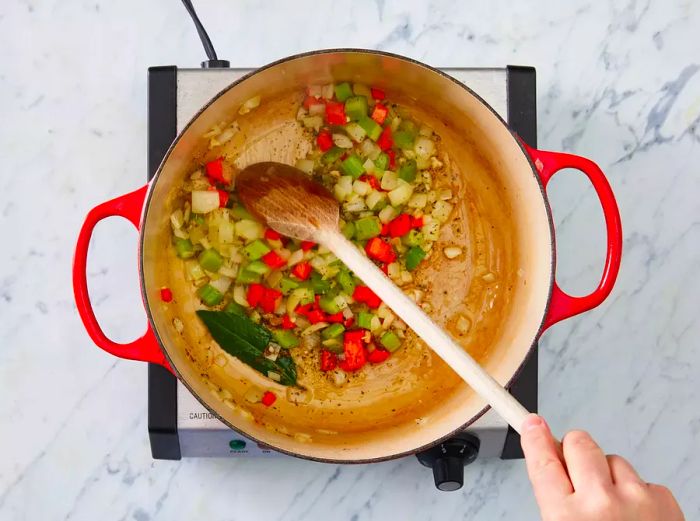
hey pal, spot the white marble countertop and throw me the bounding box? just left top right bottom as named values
left=1, top=1, right=698, bottom=519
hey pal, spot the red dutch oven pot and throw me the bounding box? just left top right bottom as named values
left=73, top=50, right=621, bottom=462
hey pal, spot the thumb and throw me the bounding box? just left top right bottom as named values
left=521, top=414, right=573, bottom=502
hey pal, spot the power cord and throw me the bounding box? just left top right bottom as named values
left=179, top=0, right=230, bottom=68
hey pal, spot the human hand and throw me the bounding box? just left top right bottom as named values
left=520, top=414, right=684, bottom=521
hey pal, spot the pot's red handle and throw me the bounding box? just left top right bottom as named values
left=523, top=143, right=622, bottom=331
left=72, top=185, right=171, bottom=370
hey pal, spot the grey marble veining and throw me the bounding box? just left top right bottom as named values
left=0, top=0, right=698, bottom=520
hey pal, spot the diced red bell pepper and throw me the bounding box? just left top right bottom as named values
left=359, top=174, right=380, bottom=190
left=320, top=349, right=337, bottom=372
left=264, top=229, right=282, bottom=241
left=344, top=317, right=355, bottom=328
left=411, top=215, right=424, bottom=228
left=380, top=222, right=390, bottom=236
left=205, top=157, right=228, bottom=185
left=326, top=312, right=344, bottom=323
left=261, top=391, right=277, bottom=407
left=368, top=347, right=390, bottom=364
left=371, top=87, right=386, bottom=100
left=371, top=103, right=389, bottom=125
left=300, top=241, right=316, bottom=251
left=316, top=129, right=333, bottom=152
left=340, top=331, right=367, bottom=371
left=305, top=308, right=326, bottom=324
left=352, top=285, right=382, bottom=309
left=388, top=213, right=412, bottom=238
left=261, top=250, right=286, bottom=269
left=160, top=287, right=173, bottom=302
left=295, top=303, right=313, bottom=315
left=380, top=263, right=389, bottom=275
left=291, top=261, right=312, bottom=281
left=281, top=314, right=296, bottom=329
left=217, top=189, right=229, bottom=208
left=325, top=101, right=346, bottom=125
left=377, top=126, right=393, bottom=151
left=365, top=237, right=396, bottom=263
left=246, top=283, right=265, bottom=307
left=260, top=288, right=282, bottom=314
left=387, top=149, right=397, bottom=169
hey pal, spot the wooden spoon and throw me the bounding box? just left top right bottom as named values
left=237, top=162, right=531, bottom=433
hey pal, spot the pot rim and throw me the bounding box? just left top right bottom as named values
left=139, top=48, right=555, bottom=463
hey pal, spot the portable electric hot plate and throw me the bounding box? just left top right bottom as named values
left=146, top=65, right=538, bottom=491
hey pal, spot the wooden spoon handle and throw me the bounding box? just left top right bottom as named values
left=321, top=230, right=530, bottom=433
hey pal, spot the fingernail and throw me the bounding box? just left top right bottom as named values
left=521, top=414, right=544, bottom=433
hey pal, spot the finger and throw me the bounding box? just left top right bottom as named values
left=647, top=484, right=685, bottom=520
left=562, top=430, right=613, bottom=491
left=521, top=414, right=574, bottom=503
left=607, top=455, right=643, bottom=484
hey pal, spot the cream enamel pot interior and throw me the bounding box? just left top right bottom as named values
left=73, top=50, right=622, bottom=462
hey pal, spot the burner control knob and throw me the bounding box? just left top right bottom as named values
left=416, top=433, right=480, bottom=491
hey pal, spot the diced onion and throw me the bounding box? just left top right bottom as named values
left=407, top=193, right=428, bottom=208
left=343, top=199, right=367, bottom=213
left=170, top=209, right=184, bottom=230
left=209, top=276, right=232, bottom=295
left=308, top=103, right=325, bottom=116
left=443, top=246, right=463, bottom=259
left=419, top=124, right=433, bottom=137
left=378, top=205, right=398, bottom=224
left=321, top=84, right=334, bottom=99
left=235, top=219, right=264, bottom=240
left=345, top=123, right=367, bottom=143
left=438, top=189, right=453, bottom=200
left=302, top=322, right=329, bottom=336
left=286, top=387, right=311, bottom=404
left=388, top=180, right=414, bottom=206
left=359, top=139, right=381, bottom=160
left=332, top=133, right=354, bottom=149
left=334, top=175, right=354, bottom=202
left=422, top=220, right=440, bottom=241
left=414, top=136, right=435, bottom=159
left=295, top=159, right=315, bottom=175
left=456, top=315, right=472, bottom=335
left=233, top=285, right=249, bottom=307
left=352, top=180, right=370, bottom=196
left=330, top=369, right=347, bottom=386
left=482, top=272, right=498, bottom=284
left=267, top=371, right=281, bottom=382
left=219, top=265, right=239, bottom=278
left=303, top=116, right=323, bottom=131
left=172, top=227, right=189, bottom=240
left=238, top=95, right=261, bottom=115
left=380, top=171, right=399, bottom=191
left=366, top=190, right=386, bottom=210
left=191, top=191, right=220, bottom=214
left=307, top=85, right=322, bottom=98
left=287, top=249, right=305, bottom=266
left=173, top=317, right=184, bottom=334
left=264, top=342, right=281, bottom=362
left=432, top=200, right=453, bottom=223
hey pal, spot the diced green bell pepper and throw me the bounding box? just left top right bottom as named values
left=398, top=159, right=417, bottom=182
left=236, top=268, right=262, bottom=284
left=279, top=277, right=299, bottom=295
left=337, top=269, right=356, bottom=295
left=319, top=294, right=341, bottom=314
left=357, top=311, right=374, bottom=330
left=345, top=96, right=368, bottom=121
left=321, top=338, right=344, bottom=353
left=246, top=260, right=270, bottom=275
left=197, top=284, right=224, bottom=306
left=393, top=130, right=415, bottom=149
left=322, top=146, right=344, bottom=165
left=405, top=246, right=426, bottom=271
left=273, top=329, right=300, bottom=349
left=224, top=301, right=246, bottom=316
left=341, top=154, right=365, bottom=178
left=354, top=216, right=381, bottom=240
left=334, top=82, right=353, bottom=102
left=174, top=238, right=195, bottom=259
left=242, top=239, right=270, bottom=260
left=198, top=248, right=223, bottom=272
left=191, top=213, right=205, bottom=225
left=321, top=323, right=345, bottom=339
left=403, top=229, right=423, bottom=247
left=380, top=331, right=402, bottom=352
left=342, top=221, right=356, bottom=239
left=357, top=116, right=382, bottom=141
left=399, top=119, right=418, bottom=134
left=310, top=272, right=332, bottom=295
left=231, top=204, right=254, bottom=220
left=374, top=152, right=389, bottom=171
